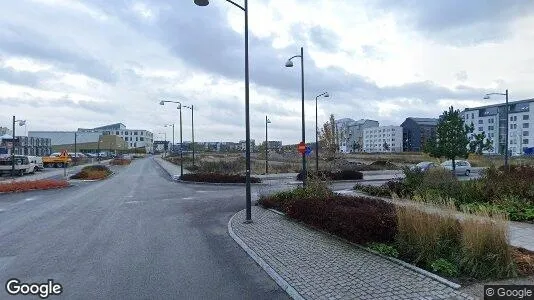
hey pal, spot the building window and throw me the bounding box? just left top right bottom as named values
left=471, top=113, right=474, bottom=118
left=140, top=137, right=144, bottom=141
left=524, top=123, right=530, bottom=128
left=514, top=116, right=518, bottom=121
left=488, top=118, right=494, bottom=124
left=510, top=116, right=513, bottom=121
left=488, top=126, right=494, bottom=131
left=116, top=131, right=119, bottom=135
left=478, top=120, right=483, bottom=124
left=524, top=115, right=530, bottom=120
left=134, top=131, right=138, bottom=135
left=478, top=127, right=483, bottom=132
left=523, top=139, right=529, bottom=145
left=136, top=137, right=139, bottom=141
left=524, top=131, right=529, bottom=137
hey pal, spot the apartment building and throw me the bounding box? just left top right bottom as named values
left=462, top=98, right=534, bottom=156
left=363, top=126, right=403, bottom=153
left=335, top=118, right=379, bottom=153
left=79, top=123, right=154, bottom=153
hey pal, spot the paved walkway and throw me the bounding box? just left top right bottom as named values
left=153, top=156, right=189, bottom=179
left=231, top=207, right=473, bottom=300
left=341, top=189, right=534, bottom=252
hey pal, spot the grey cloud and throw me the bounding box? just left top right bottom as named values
left=456, top=71, right=468, bottom=82
left=376, top=0, right=534, bottom=45
left=307, top=26, right=341, bottom=52
left=0, top=66, right=55, bottom=87
left=0, top=25, right=117, bottom=83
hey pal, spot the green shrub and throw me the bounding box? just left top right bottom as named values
left=368, top=243, right=399, bottom=258
left=401, top=166, right=425, bottom=195
left=353, top=184, right=391, bottom=198
left=430, top=258, right=459, bottom=277
left=415, top=168, right=460, bottom=199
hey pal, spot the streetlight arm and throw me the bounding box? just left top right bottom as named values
left=287, top=55, right=302, bottom=62
left=225, top=0, right=245, bottom=11
left=485, top=93, right=507, bottom=96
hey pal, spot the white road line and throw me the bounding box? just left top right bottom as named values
left=124, top=201, right=144, bottom=204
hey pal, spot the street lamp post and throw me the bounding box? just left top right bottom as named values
left=195, top=0, right=253, bottom=223
left=314, top=92, right=329, bottom=173
left=97, top=136, right=102, bottom=162
left=285, top=47, right=306, bottom=186
left=265, top=116, right=271, bottom=174
left=11, top=117, right=26, bottom=177
left=484, top=89, right=509, bottom=169
left=165, top=124, right=175, bottom=155
left=160, top=100, right=184, bottom=178
left=183, top=105, right=195, bottom=167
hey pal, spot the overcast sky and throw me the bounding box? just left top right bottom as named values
left=1, top=0, right=534, bottom=144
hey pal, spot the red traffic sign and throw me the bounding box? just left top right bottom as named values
left=297, top=142, right=306, bottom=154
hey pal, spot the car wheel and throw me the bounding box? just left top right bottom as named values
left=18, top=170, right=24, bottom=176
left=465, top=170, right=470, bottom=176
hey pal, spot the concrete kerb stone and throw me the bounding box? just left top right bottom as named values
left=68, top=171, right=115, bottom=183
left=252, top=206, right=462, bottom=290
left=173, top=179, right=267, bottom=186
left=227, top=212, right=306, bottom=300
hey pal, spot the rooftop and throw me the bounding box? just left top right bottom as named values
left=464, top=98, right=534, bottom=111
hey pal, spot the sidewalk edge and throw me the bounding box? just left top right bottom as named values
left=228, top=211, right=306, bottom=300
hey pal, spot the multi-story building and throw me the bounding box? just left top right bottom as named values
left=0, top=135, right=51, bottom=156
left=363, top=126, right=403, bottom=153
left=335, top=118, right=379, bottom=153
left=238, top=139, right=256, bottom=151
left=401, top=118, right=438, bottom=152
left=462, top=98, right=534, bottom=156
left=79, top=123, right=154, bottom=153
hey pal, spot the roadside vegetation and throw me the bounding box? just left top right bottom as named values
left=258, top=179, right=534, bottom=282
left=354, top=165, right=534, bottom=222
left=70, top=165, right=112, bottom=180
left=0, top=179, right=69, bottom=193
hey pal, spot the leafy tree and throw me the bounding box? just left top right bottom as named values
left=425, top=106, right=470, bottom=171
left=351, top=140, right=362, bottom=152
left=466, top=123, right=494, bottom=155
left=319, top=114, right=338, bottom=161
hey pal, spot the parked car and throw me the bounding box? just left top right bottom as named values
left=27, top=156, right=44, bottom=171
left=410, top=161, right=439, bottom=172
left=0, top=155, right=35, bottom=176
left=441, top=160, right=471, bottom=176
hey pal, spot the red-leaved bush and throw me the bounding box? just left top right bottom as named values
left=0, top=179, right=69, bottom=193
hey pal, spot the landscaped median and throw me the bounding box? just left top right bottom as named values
left=180, top=173, right=261, bottom=184
left=354, top=165, right=534, bottom=222
left=0, top=179, right=69, bottom=193
left=258, top=179, right=534, bottom=284
left=109, top=158, right=132, bottom=165
left=70, top=165, right=112, bottom=181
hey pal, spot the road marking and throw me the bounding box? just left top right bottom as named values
left=181, top=197, right=194, bottom=200
left=196, top=190, right=214, bottom=193
left=24, top=197, right=38, bottom=202
left=124, top=201, right=144, bottom=204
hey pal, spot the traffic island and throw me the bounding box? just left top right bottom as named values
left=0, top=179, right=70, bottom=194
left=70, top=165, right=112, bottom=181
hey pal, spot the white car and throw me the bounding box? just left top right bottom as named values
left=441, top=160, right=471, bottom=176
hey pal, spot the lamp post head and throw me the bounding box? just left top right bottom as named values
left=483, top=95, right=490, bottom=100
left=194, top=0, right=209, bottom=6
left=285, top=60, right=294, bottom=68
left=159, top=101, right=165, bottom=105
left=324, top=92, right=330, bottom=98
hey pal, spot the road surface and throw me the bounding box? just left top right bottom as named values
left=0, top=158, right=288, bottom=300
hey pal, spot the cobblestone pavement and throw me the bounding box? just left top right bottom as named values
left=231, top=207, right=473, bottom=300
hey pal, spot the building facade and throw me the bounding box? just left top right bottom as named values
left=0, top=135, right=51, bottom=156
left=0, top=127, right=12, bottom=136
left=401, top=118, right=438, bottom=152
left=462, top=98, right=534, bottom=156
left=335, top=118, right=379, bottom=153
left=363, top=126, right=403, bottom=153
left=79, top=123, right=154, bottom=153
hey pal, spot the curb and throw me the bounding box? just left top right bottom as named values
left=227, top=212, right=306, bottom=300
left=68, top=171, right=115, bottom=182
left=254, top=207, right=461, bottom=290
left=174, top=179, right=266, bottom=186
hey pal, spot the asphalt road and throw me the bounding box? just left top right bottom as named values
left=0, top=158, right=289, bottom=300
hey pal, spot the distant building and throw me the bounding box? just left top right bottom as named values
left=153, top=140, right=169, bottom=153
left=0, top=127, right=12, bottom=136
left=363, top=126, right=403, bottom=153
left=239, top=139, right=256, bottom=151
left=79, top=123, right=154, bottom=153
left=401, top=118, right=438, bottom=152
left=462, top=98, right=534, bottom=156
left=335, top=118, right=379, bottom=153
left=266, top=140, right=283, bottom=151
left=0, top=135, right=51, bottom=156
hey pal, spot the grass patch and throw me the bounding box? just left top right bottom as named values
left=180, top=173, right=261, bottom=183
left=70, top=165, right=112, bottom=180
left=0, top=179, right=69, bottom=193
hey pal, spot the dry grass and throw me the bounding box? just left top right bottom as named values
left=70, top=165, right=112, bottom=180
left=513, top=247, right=534, bottom=276
left=0, top=179, right=69, bottom=193
left=460, top=211, right=517, bottom=279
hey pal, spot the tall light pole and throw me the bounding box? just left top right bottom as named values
left=484, top=89, right=509, bottom=169
left=265, top=116, right=271, bottom=174
left=160, top=100, right=184, bottom=178
left=195, top=0, right=253, bottom=223
left=315, top=92, right=329, bottom=173
left=11, top=117, right=26, bottom=176
left=164, top=123, right=175, bottom=155
left=285, top=47, right=306, bottom=186
left=183, top=105, right=195, bottom=167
